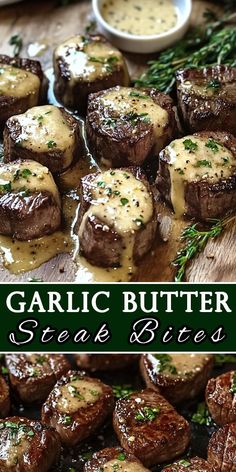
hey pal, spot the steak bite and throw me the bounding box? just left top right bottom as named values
left=208, top=422, right=236, bottom=472
left=0, top=159, right=61, bottom=240
left=6, top=354, right=70, bottom=403
left=83, top=447, right=150, bottom=472
left=140, top=353, right=214, bottom=404
left=41, top=370, right=114, bottom=446
left=0, top=375, right=10, bottom=418
left=0, top=416, right=61, bottom=471
left=156, top=131, right=236, bottom=220
left=74, top=354, right=139, bottom=372
left=162, top=457, right=212, bottom=472
left=0, top=55, right=48, bottom=132
left=113, top=388, right=190, bottom=467
left=176, top=66, right=236, bottom=135
left=4, top=105, right=81, bottom=173
left=53, top=34, right=129, bottom=114
left=77, top=167, right=157, bottom=269
left=206, top=370, right=236, bottom=426
left=86, top=86, right=176, bottom=167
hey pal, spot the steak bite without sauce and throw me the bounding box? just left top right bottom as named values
left=0, top=416, right=60, bottom=472
left=0, top=375, right=10, bottom=418
left=113, top=388, right=190, bottom=467
left=74, top=354, right=139, bottom=372
left=6, top=354, right=70, bottom=403
left=41, top=370, right=115, bottom=446
left=0, top=159, right=61, bottom=240
left=0, top=55, right=48, bottom=132
left=53, top=34, right=129, bottom=114
left=77, top=167, right=157, bottom=268
left=176, top=66, right=236, bottom=135
left=156, top=131, right=236, bottom=220
left=140, top=353, right=214, bottom=404
left=208, top=422, right=236, bottom=472
left=86, top=86, right=176, bottom=167
left=83, top=447, right=150, bottom=472
left=206, top=370, right=236, bottom=426
left=162, top=457, right=212, bottom=472
left=4, top=105, right=81, bottom=173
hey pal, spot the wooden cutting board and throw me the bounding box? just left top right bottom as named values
left=0, top=0, right=234, bottom=283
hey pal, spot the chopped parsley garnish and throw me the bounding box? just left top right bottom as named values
left=68, top=385, right=85, bottom=400
left=117, top=453, right=126, bottom=461
left=1, top=367, right=8, bottom=375
left=206, top=78, right=221, bottom=90
left=0, top=421, right=35, bottom=440
left=154, top=354, right=178, bottom=375
left=21, top=168, right=32, bottom=178
left=88, top=55, right=119, bottom=72
left=28, top=277, right=44, bottom=282
left=195, top=159, right=212, bottom=168
left=135, top=406, right=160, bottom=422
left=103, top=117, right=116, bottom=128
left=134, top=218, right=144, bottom=227
left=62, top=415, right=72, bottom=425
left=205, top=138, right=219, bottom=153
left=222, top=156, right=229, bottom=165
left=183, top=139, right=198, bottom=153
left=230, top=373, right=236, bottom=394
left=35, top=355, right=47, bottom=365
left=120, top=197, right=129, bottom=206
left=126, top=111, right=151, bottom=125
left=177, top=168, right=184, bottom=175
left=46, top=140, right=57, bottom=149
left=129, top=91, right=149, bottom=99
left=177, top=460, right=191, bottom=467
left=112, top=384, right=134, bottom=399
left=215, top=354, right=236, bottom=366
left=0, top=182, right=11, bottom=193
left=97, top=181, right=106, bottom=188
left=28, top=367, right=40, bottom=377
left=191, top=402, right=213, bottom=426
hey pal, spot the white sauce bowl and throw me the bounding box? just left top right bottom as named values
left=92, top=0, right=192, bottom=54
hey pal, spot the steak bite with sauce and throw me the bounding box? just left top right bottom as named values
left=206, top=370, right=236, bottom=426
left=77, top=167, right=157, bottom=269
left=3, top=105, right=81, bottom=174
left=0, top=159, right=61, bottom=240
left=156, top=131, right=236, bottom=220
left=161, top=457, right=212, bottom=472
left=83, top=447, right=151, bottom=472
left=86, top=86, right=176, bottom=167
left=41, top=370, right=114, bottom=446
left=113, top=388, right=190, bottom=467
left=0, top=375, right=10, bottom=418
left=0, top=416, right=61, bottom=471
left=208, top=422, right=236, bottom=472
left=0, top=55, right=48, bottom=132
left=176, top=66, right=236, bottom=135
left=53, top=34, right=129, bottom=114
left=140, top=353, right=214, bottom=404
left=74, top=354, right=139, bottom=372
left=5, top=354, right=70, bottom=403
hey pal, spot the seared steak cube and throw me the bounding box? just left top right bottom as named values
left=0, top=55, right=48, bottom=132
left=0, top=416, right=60, bottom=471
left=0, top=375, right=10, bottom=418
left=156, top=131, right=236, bottom=220
left=208, top=422, right=236, bottom=472
left=176, top=66, right=236, bottom=135
left=113, top=388, right=190, bottom=467
left=74, top=354, right=139, bottom=372
left=162, top=457, right=212, bottom=472
left=6, top=354, right=70, bottom=403
left=141, top=353, right=214, bottom=404
left=53, top=34, right=129, bottom=114
left=4, top=105, right=81, bottom=173
left=41, top=370, right=114, bottom=446
left=86, top=86, right=176, bottom=167
left=0, top=159, right=61, bottom=240
left=83, top=447, right=150, bottom=472
left=206, top=370, right=236, bottom=426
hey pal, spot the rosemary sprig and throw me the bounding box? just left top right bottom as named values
left=173, top=215, right=235, bottom=282
left=136, top=12, right=236, bottom=93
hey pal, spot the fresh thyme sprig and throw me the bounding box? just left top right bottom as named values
left=9, top=34, right=23, bottom=57
left=135, top=12, right=236, bottom=93
left=173, top=215, right=235, bottom=282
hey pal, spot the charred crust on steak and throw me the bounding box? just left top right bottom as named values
left=0, top=159, right=61, bottom=240
left=162, top=457, right=212, bottom=472
left=77, top=167, right=157, bottom=268
left=206, top=370, right=236, bottom=426
left=74, top=354, right=139, bottom=372
left=0, top=416, right=61, bottom=472
left=3, top=105, right=82, bottom=173
left=0, top=375, right=10, bottom=418
left=176, top=66, right=236, bottom=135
left=41, top=370, right=115, bottom=446
left=86, top=86, right=177, bottom=167
left=0, top=55, right=48, bottom=132
left=5, top=354, right=71, bottom=403
left=53, top=34, right=130, bottom=114
left=157, top=131, right=236, bottom=220
left=208, top=422, right=236, bottom=472
left=140, top=354, right=214, bottom=404
left=83, top=447, right=150, bottom=472
left=113, top=388, right=190, bottom=467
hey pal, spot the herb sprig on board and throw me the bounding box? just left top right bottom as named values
left=9, top=34, right=23, bottom=57
left=136, top=11, right=236, bottom=93
left=173, top=215, right=236, bottom=282
left=191, top=402, right=214, bottom=426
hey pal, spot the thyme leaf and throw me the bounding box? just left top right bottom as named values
left=9, top=34, right=23, bottom=57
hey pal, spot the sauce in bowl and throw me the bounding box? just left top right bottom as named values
left=101, top=0, right=178, bottom=36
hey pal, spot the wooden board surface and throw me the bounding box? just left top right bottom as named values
left=0, top=0, right=234, bottom=283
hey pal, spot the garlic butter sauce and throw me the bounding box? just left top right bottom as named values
left=101, top=0, right=178, bottom=36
